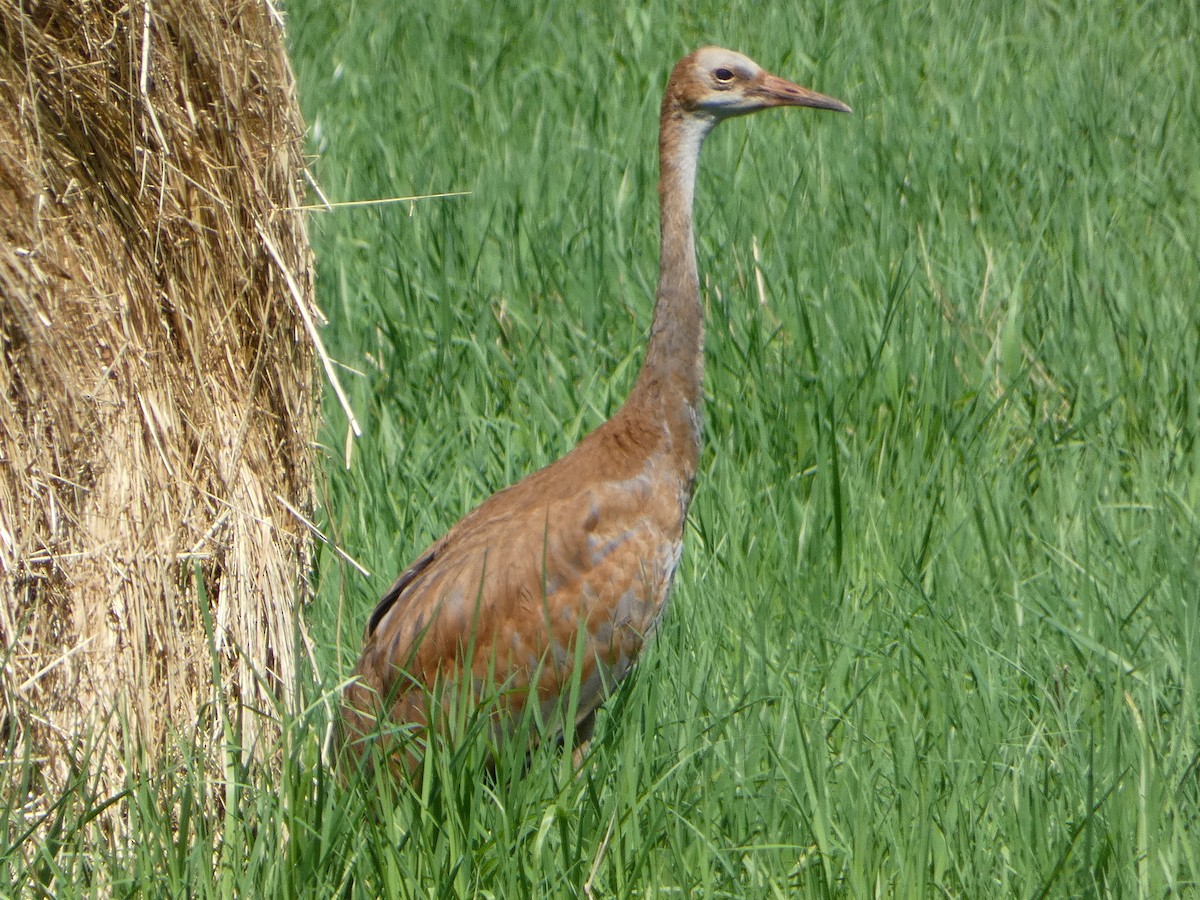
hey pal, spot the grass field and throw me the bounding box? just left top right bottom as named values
left=6, top=0, right=1200, bottom=895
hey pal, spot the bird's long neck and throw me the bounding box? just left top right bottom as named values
left=625, top=96, right=714, bottom=477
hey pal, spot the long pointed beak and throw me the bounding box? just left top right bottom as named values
left=755, top=72, right=852, bottom=113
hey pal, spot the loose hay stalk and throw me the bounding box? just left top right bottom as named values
left=0, top=0, right=317, bottom=796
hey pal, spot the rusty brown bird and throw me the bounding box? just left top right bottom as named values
left=343, top=47, right=850, bottom=775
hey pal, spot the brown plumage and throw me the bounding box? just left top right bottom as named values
left=342, top=47, right=849, bottom=775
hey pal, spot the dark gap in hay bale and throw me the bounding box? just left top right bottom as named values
left=0, top=0, right=318, bottom=801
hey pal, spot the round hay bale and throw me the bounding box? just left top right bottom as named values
left=0, top=0, right=316, bottom=788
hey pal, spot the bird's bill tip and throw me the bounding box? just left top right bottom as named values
left=758, top=73, right=852, bottom=113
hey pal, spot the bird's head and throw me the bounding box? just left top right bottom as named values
left=669, top=46, right=851, bottom=122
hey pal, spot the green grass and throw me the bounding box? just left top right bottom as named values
left=6, top=0, right=1200, bottom=895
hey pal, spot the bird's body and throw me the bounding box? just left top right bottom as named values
left=343, top=47, right=849, bottom=774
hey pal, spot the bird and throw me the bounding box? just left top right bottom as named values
left=342, top=46, right=850, bottom=777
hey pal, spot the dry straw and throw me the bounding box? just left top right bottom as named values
left=0, top=0, right=318, bottom=792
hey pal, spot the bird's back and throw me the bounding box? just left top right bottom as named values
left=343, top=393, right=693, bottom=762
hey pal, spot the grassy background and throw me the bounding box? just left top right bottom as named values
left=6, top=0, right=1199, bottom=895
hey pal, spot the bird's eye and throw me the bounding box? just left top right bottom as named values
left=713, top=67, right=735, bottom=85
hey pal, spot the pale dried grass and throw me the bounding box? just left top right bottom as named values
left=0, top=0, right=317, bottom=796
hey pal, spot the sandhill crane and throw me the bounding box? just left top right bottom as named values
left=343, top=47, right=850, bottom=776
